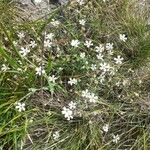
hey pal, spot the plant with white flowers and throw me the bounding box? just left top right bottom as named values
left=62, top=107, right=73, bottom=120
left=112, top=134, right=120, bottom=143
left=20, top=47, right=30, bottom=57
left=71, top=40, right=80, bottom=47
left=102, top=124, right=109, bottom=133
left=35, top=66, right=45, bottom=76
left=119, top=34, right=127, bottom=42
left=15, top=102, right=25, bottom=112
left=79, top=19, right=86, bottom=26
left=68, top=78, right=78, bottom=86
left=1, top=0, right=148, bottom=149
left=53, top=131, right=60, bottom=140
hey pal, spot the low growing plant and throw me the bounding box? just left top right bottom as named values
left=0, top=0, right=150, bottom=149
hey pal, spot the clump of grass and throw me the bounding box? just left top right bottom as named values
left=0, top=0, right=150, bottom=149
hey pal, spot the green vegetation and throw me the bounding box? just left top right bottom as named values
left=0, top=0, right=150, bottom=149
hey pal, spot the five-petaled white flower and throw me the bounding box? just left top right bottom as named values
left=15, top=102, right=25, bottom=112
left=112, top=134, right=120, bottom=143
left=29, top=41, right=37, bottom=48
left=82, top=89, right=90, bottom=98
left=45, top=33, right=54, bottom=41
left=51, top=19, right=60, bottom=27
left=44, top=40, right=52, bottom=48
left=82, top=90, right=98, bottom=103
left=106, top=43, right=113, bottom=51
left=96, top=53, right=104, bottom=60
left=1, top=64, right=9, bottom=71
left=68, top=101, right=76, bottom=109
left=53, top=131, right=60, bottom=140
left=35, top=66, right=45, bottom=76
left=48, top=75, right=57, bottom=83
left=13, top=41, right=18, bottom=46
left=84, top=40, right=93, bottom=48
left=99, top=75, right=105, bottom=83
left=114, top=55, right=124, bottom=64
left=18, top=32, right=25, bottom=39
left=68, top=78, right=78, bottom=86
left=89, top=93, right=98, bottom=103
left=100, top=62, right=110, bottom=72
left=80, top=52, right=86, bottom=59
left=71, top=40, right=80, bottom=47
left=20, top=47, right=30, bottom=56
left=62, top=107, right=73, bottom=120
left=102, top=124, right=109, bottom=133
left=95, top=44, right=104, bottom=53
left=79, top=19, right=86, bottom=26
left=119, top=34, right=127, bottom=42
left=91, top=64, right=97, bottom=71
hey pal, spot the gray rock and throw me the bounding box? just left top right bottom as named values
left=15, top=0, right=69, bottom=21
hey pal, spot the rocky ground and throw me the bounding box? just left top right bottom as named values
left=14, top=0, right=150, bottom=22
left=15, top=0, right=69, bottom=21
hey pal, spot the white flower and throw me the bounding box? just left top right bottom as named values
left=76, top=0, right=85, bottom=5
left=91, top=64, right=97, bottom=71
left=29, top=41, right=37, bottom=48
left=15, top=102, right=25, bottom=112
left=114, top=55, right=124, bottom=64
left=13, top=41, right=17, bottom=46
left=44, top=40, right=52, bottom=48
left=18, top=32, right=25, bottom=39
left=45, top=33, right=54, bottom=41
left=79, top=19, right=86, bottom=26
left=68, top=78, right=78, bottom=86
left=51, top=19, right=60, bottom=27
left=35, top=66, right=45, bottom=76
left=71, top=40, right=80, bottom=47
left=98, top=75, right=105, bottom=83
left=80, top=52, right=86, bottom=59
left=82, top=89, right=90, bottom=98
left=112, top=134, right=120, bottom=143
left=106, top=43, right=113, bottom=51
left=1, top=64, right=9, bottom=71
left=96, top=53, right=103, bottom=60
left=102, top=124, right=109, bottom=133
left=68, top=101, right=76, bottom=109
left=100, top=62, right=110, bottom=72
left=20, top=47, right=30, bottom=56
left=119, top=34, right=127, bottom=42
left=29, top=88, right=37, bottom=93
left=62, top=107, right=73, bottom=120
left=84, top=40, right=93, bottom=48
left=53, top=131, right=60, bottom=140
left=82, top=90, right=98, bottom=103
left=34, top=0, right=42, bottom=3
left=85, top=61, right=88, bottom=64
left=89, top=93, right=98, bottom=103
left=95, top=44, right=104, bottom=53
left=48, top=75, right=57, bottom=83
